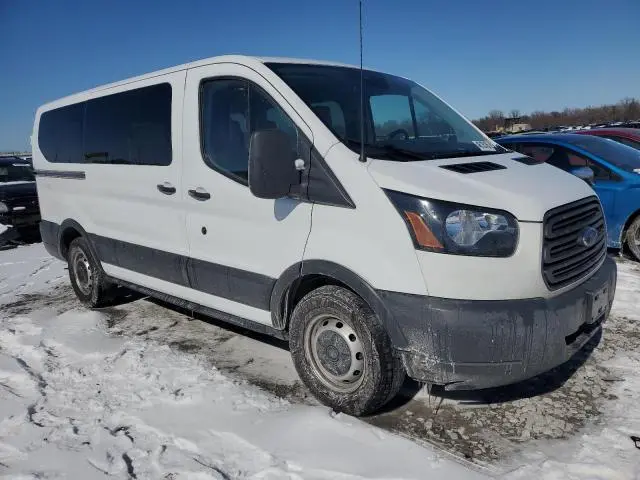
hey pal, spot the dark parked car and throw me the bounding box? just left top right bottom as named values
left=0, top=156, right=41, bottom=238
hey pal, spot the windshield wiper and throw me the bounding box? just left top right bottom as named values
left=342, top=137, right=428, bottom=161
left=341, top=137, right=505, bottom=161
left=423, top=149, right=504, bottom=160
left=377, top=144, right=429, bottom=161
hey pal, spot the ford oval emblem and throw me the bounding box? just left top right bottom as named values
left=578, top=226, right=599, bottom=248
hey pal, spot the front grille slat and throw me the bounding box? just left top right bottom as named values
left=542, top=196, right=606, bottom=290
left=545, top=231, right=606, bottom=265
left=549, top=215, right=601, bottom=240
left=550, top=209, right=600, bottom=234
left=547, top=249, right=607, bottom=287
left=545, top=218, right=605, bottom=258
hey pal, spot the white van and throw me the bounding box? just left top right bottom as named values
left=33, top=55, right=616, bottom=415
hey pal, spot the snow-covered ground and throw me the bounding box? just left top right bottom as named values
left=1, top=244, right=639, bottom=479
left=0, top=244, right=483, bottom=479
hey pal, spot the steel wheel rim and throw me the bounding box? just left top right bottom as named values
left=305, top=314, right=365, bottom=393
left=72, top=248, right=93, bottom=296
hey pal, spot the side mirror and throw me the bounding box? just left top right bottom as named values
left=248, top=130, right=298, bottom=199
left=570, top=166, right=595, bottom=186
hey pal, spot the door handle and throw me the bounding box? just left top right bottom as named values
left=188, top=187, right=211, bottom=201
left=157, top=182, right=176, bottom=195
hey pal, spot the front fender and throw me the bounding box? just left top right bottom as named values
left=270, top=260, right=409, bottom=350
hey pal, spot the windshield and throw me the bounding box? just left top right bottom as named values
left=0, top=161, right=35, bottom=183
left=267, top=63, right=505, bottom=161
left=566, top=135, right=640, bottom=173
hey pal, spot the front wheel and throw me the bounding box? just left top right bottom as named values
left=289, top=285, right=405, bottom=416
left=625, top=216, right=640, bottom=262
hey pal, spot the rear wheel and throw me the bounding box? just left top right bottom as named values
left=289, top=285, right=405, bottom=416
left=625, top=217, right=640, bottom=262
left=67, top=237, right=113, bottom=307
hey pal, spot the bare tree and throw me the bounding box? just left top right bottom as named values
left=473, top=97, right=640, bottom=132
left=488, top=109, right=504, bottom=120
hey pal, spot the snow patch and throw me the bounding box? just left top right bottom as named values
left=0, top=254, right=481, bottom=479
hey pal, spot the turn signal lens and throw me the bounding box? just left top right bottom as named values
left=404, top=211, right=443, bottom=250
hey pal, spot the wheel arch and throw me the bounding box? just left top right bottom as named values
left=270, top=260, right=408, bottom=349
left=57, top=219, right=103, bottom=268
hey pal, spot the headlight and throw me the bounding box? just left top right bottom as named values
left=385, top=190, right=519, bottom=257
left=0, top=202, right=8, bottom=213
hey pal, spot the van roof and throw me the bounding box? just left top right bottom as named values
left=42, top=55, right=360, bottom=109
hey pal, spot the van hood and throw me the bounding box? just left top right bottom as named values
left=367, top=153, right=595, bottom=221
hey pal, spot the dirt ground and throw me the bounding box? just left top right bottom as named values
left=2, top=258, right=638, bottom=474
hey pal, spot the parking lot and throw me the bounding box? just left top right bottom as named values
left=2, top=244, right=639, bottom=478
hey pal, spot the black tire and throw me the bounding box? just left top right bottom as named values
left=67, top=237, right=113, bottom=308
left=625, top=216, right=640, bottom=262
left=289, top=285, right=405, bottom=416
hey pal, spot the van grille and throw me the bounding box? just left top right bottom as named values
left=542, top=196, right=606, bottom=290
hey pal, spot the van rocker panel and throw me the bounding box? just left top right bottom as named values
left=384, top=256, right=617, bottom=389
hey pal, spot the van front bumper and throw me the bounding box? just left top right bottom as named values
left=379, top=256, right=617, bottom=390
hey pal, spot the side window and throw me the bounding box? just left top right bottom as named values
left=84, top=83, right=172, bottom=166
left=310, top=101, right=346, bottom=138
left=499, top=142, right=518, bottom=152
left=553, top=147, right=613, bottom=181
left=518, top=144, right=555, bottom=163
left=604, top=135, right=640, bottom=150
left=586, top=159, right=614, bottom=181
left=200, top=79, right=299, bottom=183
left=38, top=103, right=84, bottom=163
left=370, top=94, right=415, bottom=140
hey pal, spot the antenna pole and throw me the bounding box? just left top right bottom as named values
left=358, top=0, right=366, bottom=162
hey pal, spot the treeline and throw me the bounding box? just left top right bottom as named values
left=473, top=97, right=640, bottom=132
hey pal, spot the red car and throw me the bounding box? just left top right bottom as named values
left=574, top=128, right=640, bottom=150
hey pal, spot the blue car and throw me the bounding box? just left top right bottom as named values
left=496, top=133, right=640, bottom=260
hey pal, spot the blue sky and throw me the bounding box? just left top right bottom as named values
left=1, top=0, right=639, bottom=151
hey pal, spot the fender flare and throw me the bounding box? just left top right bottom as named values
left=58, top=219, right=103, bottom=269
left=270, top=260, right=409, bottom=349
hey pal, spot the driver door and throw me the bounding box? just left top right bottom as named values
left=181, top=63, right=313, bottom=325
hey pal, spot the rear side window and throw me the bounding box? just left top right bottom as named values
left=39, top=103, right=84, bottom=163
left=38, top=83, right=172, bottom=166
left=84, top=84, right=172, bottom=165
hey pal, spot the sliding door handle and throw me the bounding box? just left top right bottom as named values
left=188, top=187, right=211, bottom=201
left=157, top=182, right=176, bottom=195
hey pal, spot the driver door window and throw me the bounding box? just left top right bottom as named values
left=370, top=95, right=415, bottom=141
left=200, top=79, right=298, bottom=184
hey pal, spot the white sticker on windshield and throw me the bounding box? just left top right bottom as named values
left=634, top=168, right=640, bottom=174
left=473, top=140, right=498, bottom=152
